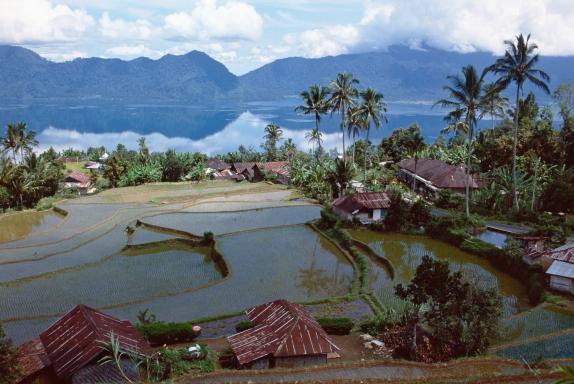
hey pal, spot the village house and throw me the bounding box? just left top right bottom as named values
left=84, top=161, right=103, bottom=172
left=332, top=192, right=392, bottom=223
left=231, top=162, right=263, bottom=182
left=545, top=243, right=574, bottom=294
left=519, top=236, right=548, bottom=265
left=227, top=299, right=340, bottom=369
left=63, top=171, right=94, bottom=195
left=397, top=158, right=481, bottom=198
left=258, top=161, right=291, bottom=184
left=16, top=304, right=154, bottom=384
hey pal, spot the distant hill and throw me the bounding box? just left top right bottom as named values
left=0, top=45, right=238, bottom=104
left=1, top=44, right=573, bottom=104
left=237, top=45, right=574, bottom=102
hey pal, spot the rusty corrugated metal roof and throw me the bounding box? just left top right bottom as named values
left=333, top=192, right=392, bottom=213
left=227, top=300, right=339, bottom=365
left=39, top=304, right=153, bottom=379
left=16, top=338, right=51, bottom=381
left=549, top=243, right=574, bottom=263
left=258, top=162, right=291, bottom=177
left=398, top=158, right=481, bottom=189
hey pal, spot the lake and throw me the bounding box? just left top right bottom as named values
left=0, top=100, right=485, bottom=155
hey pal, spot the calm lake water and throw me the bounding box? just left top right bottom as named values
left=0, top=101, right=471, bottom=155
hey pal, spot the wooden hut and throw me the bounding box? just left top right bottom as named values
left=545, top=243, right=574, bottom=294
left=332, top=192, right=392, bottom=222
left=227, top=300, right=340, bottom=369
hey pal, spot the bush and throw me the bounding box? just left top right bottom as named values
left=95, top=178, right=110, bottom=191
left=319, top=208, right=339, bottom=229
left=460, top=237, right=499, bottom=258
left=137, top=322, right=200, bottom=346
left=316, top=317, right=354, bottom=335
left=202, top=231, right=214, bottom=245
left=410, top=199, right=431, bottom=226
left=435, top=189, right=464, bottom=209
left=235, top=320, right=253, bottom=333
left=540, top=180, right=574, bottom=213
left=35, top=196, right=57, bottom=211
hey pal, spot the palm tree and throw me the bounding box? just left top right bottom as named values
left=346, top=106, right=363, bottom=165
left=281, top=138, right=297, bottom=162
left=328, top=73, right=359, bottom=164
left=16, top=122, right=38, bottom=162
left=305, top=128, right=323, bottom=158
left=2, top=123, right=19, bottom=161
left=353, top=88, right=387, bottom=184
left=488, top=33, right=550, bottom=211
left=295, top=85, right=330, bottom=135
left=436, top=65, right=487, bottom=217
left=263, top=123, right=283, bottom=161
left=482, top=83, right=509, bottom=129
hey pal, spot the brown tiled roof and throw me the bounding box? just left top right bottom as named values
left=332, top=192, right=392, bottom=213
left=71, top=360, right=140, bottom=384
left=16, top=338, right=51, bottom=380
left=397, top=158, right=481, bottom=189
left=65, top=170, right=91, bottom=185
left=232, top=162, right=258, bottom=174
left=227, top=300, right=339, bottom=365
left=40, top=304, right=153, bottom=379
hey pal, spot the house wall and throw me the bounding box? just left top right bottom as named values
left=18, top=368, right=58, bottom=384
left=241, top=356, right=270, bottom=370
left=549, top=275, right=574, bottom=294
left=274, top=354, right=327, bottom=368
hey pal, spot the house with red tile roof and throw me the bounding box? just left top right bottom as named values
left=227, top=299, right=340, bottom=369
left=63, top=171, right=94, bottom=195
left=332, top=192, right=392, bottom=222
left=16, top=304, right=153, bottom=384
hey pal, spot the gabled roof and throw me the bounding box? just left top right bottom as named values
left=40, top=304, right=153, bottom=379
left=258, top=162, right=291, bottom=177
left=397, top=158, right=481, bottom=189
left=16, top=338, right=51, bottom=380
left=332, top=192, right=392, bottom=213
left=547, top=260, right=574, bottom=279
left=206, top=159, right=230, bottom=170
left=232, top=162, right=258, bottom=174
left=227, top=300, right=339, bottom=365
left=65, top=170, right=91, bottom=185
left=549, top=243, right=574, bottom=263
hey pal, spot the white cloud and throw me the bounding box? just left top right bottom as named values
left=0, top=0, right=94, bottom=44
left=106, top=44, right=163, bottom=58
left=37, top=112, right=343, bottom=155
left=99, top=12, right=160, bottom=40
left=285, top=25, right=360, bottom=58
left=38, top=50, right=88, bottom=62
left=163, top=0, right=263, bottom=41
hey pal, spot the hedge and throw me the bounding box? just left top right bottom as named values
left=137, top=322, right=199, bottom=346
left=235, top=320, right=253, bottom=333
left=316, top=317, right=354, bottom=335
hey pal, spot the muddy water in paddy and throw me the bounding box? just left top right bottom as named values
left=0, top=210, right=63, bottom=243
left=349, top=230, right=529, bottom=317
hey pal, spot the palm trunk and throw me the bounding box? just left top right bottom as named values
left=352, top=135, right=356, bottom=166
left=341, top=102, right=346, bottom=164
left=465, top=119, right=474, bottom=218
left=531, top=161, right=537, bottom=211
left=512, top=86, right=521, bottom=211
left=364, top=130, right=369, bottom=186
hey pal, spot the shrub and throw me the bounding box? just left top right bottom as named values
left=137, top=321, right=200, bottom=346
left=540, top=180, right=574, bottom=213
left=319, top=208, right=339, bottom=229
left=235, top=320, right=253, bottom=333
left=410, top=199, right=431, bottom=226
left=95, top=178, right=110, bottom=191
left=435, top=189, right=464, bottom=209
left=316, top=317, right=354, bottom=335
left=35, top=197, right=57, bottom=211
left=460, top=237, right=499, bottom=258
left=202, top=231, right=214, bottom=245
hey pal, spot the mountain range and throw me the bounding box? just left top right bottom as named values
left=1, top=44, right=573, bottom=104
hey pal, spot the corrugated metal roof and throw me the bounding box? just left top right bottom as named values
left=227, top=300, right=339, bottom=365
left=332, top=192, right=392, bottom=213
left=550, top=243, right=574, bottom=263
left=547, top=260, right=574, bottom=278
left=398, top=158, right=481, bottom=189
left=40, top=304, right=153, bottom=379
left=16, top=338, right=51, bottom=380
left=65, top=171, right=91, bottom=185
left=259, top=162, right=291, bottom=177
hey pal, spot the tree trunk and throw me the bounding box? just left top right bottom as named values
left=341, top=101, right=346, bottom=164
left=465, top=119, right=474, bottom=218
left=512, top=86, right=521, bottom=211
left=531, top=161, right=537, bottom=211
left=364, top=130, right=369, bottom=187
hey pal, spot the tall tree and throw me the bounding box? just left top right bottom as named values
left=263, top=123, right=283, bottom=161
left=1, top=123, right=20, bottom=161
left=17, top=122, right=38, bottom=162
left=436, top=65, right=487, bottom=217
left=488, top=33, right=550, bottom=211
left=482, top=83, right=509, bottom=129
left=305, top=128, right=323, bottom=158
left=328, top=73, right=359, bottom=164
left=353, top=88, right=387, bottom=184
left=295, top=85, right=330, bottom=138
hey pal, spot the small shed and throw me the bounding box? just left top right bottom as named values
left=258, top=162, right=291, bottom=184
left=227, top=300, right=340, bottom=369
left=332, top=192, right=392, bottom=222
left=63, top=171, right=93, bottom=194
left=16, top=304, right=153, bottom=384
left=546, top=260, right=574, bottom=294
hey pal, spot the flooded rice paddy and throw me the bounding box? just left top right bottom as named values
left=0, top=210, right=64, bottom=243
left=349, top=230, right=529, bottom=317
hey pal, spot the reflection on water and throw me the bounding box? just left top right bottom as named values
left=475, top=229, right=509, bottom=249
left=0, top=102, right=460, bottom=155
left=0, top=210, right=62, bottom=243
left=349, top=230, right=528, bottom=316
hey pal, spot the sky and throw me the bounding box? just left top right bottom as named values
left=1, top=0, right=574, bottom=75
